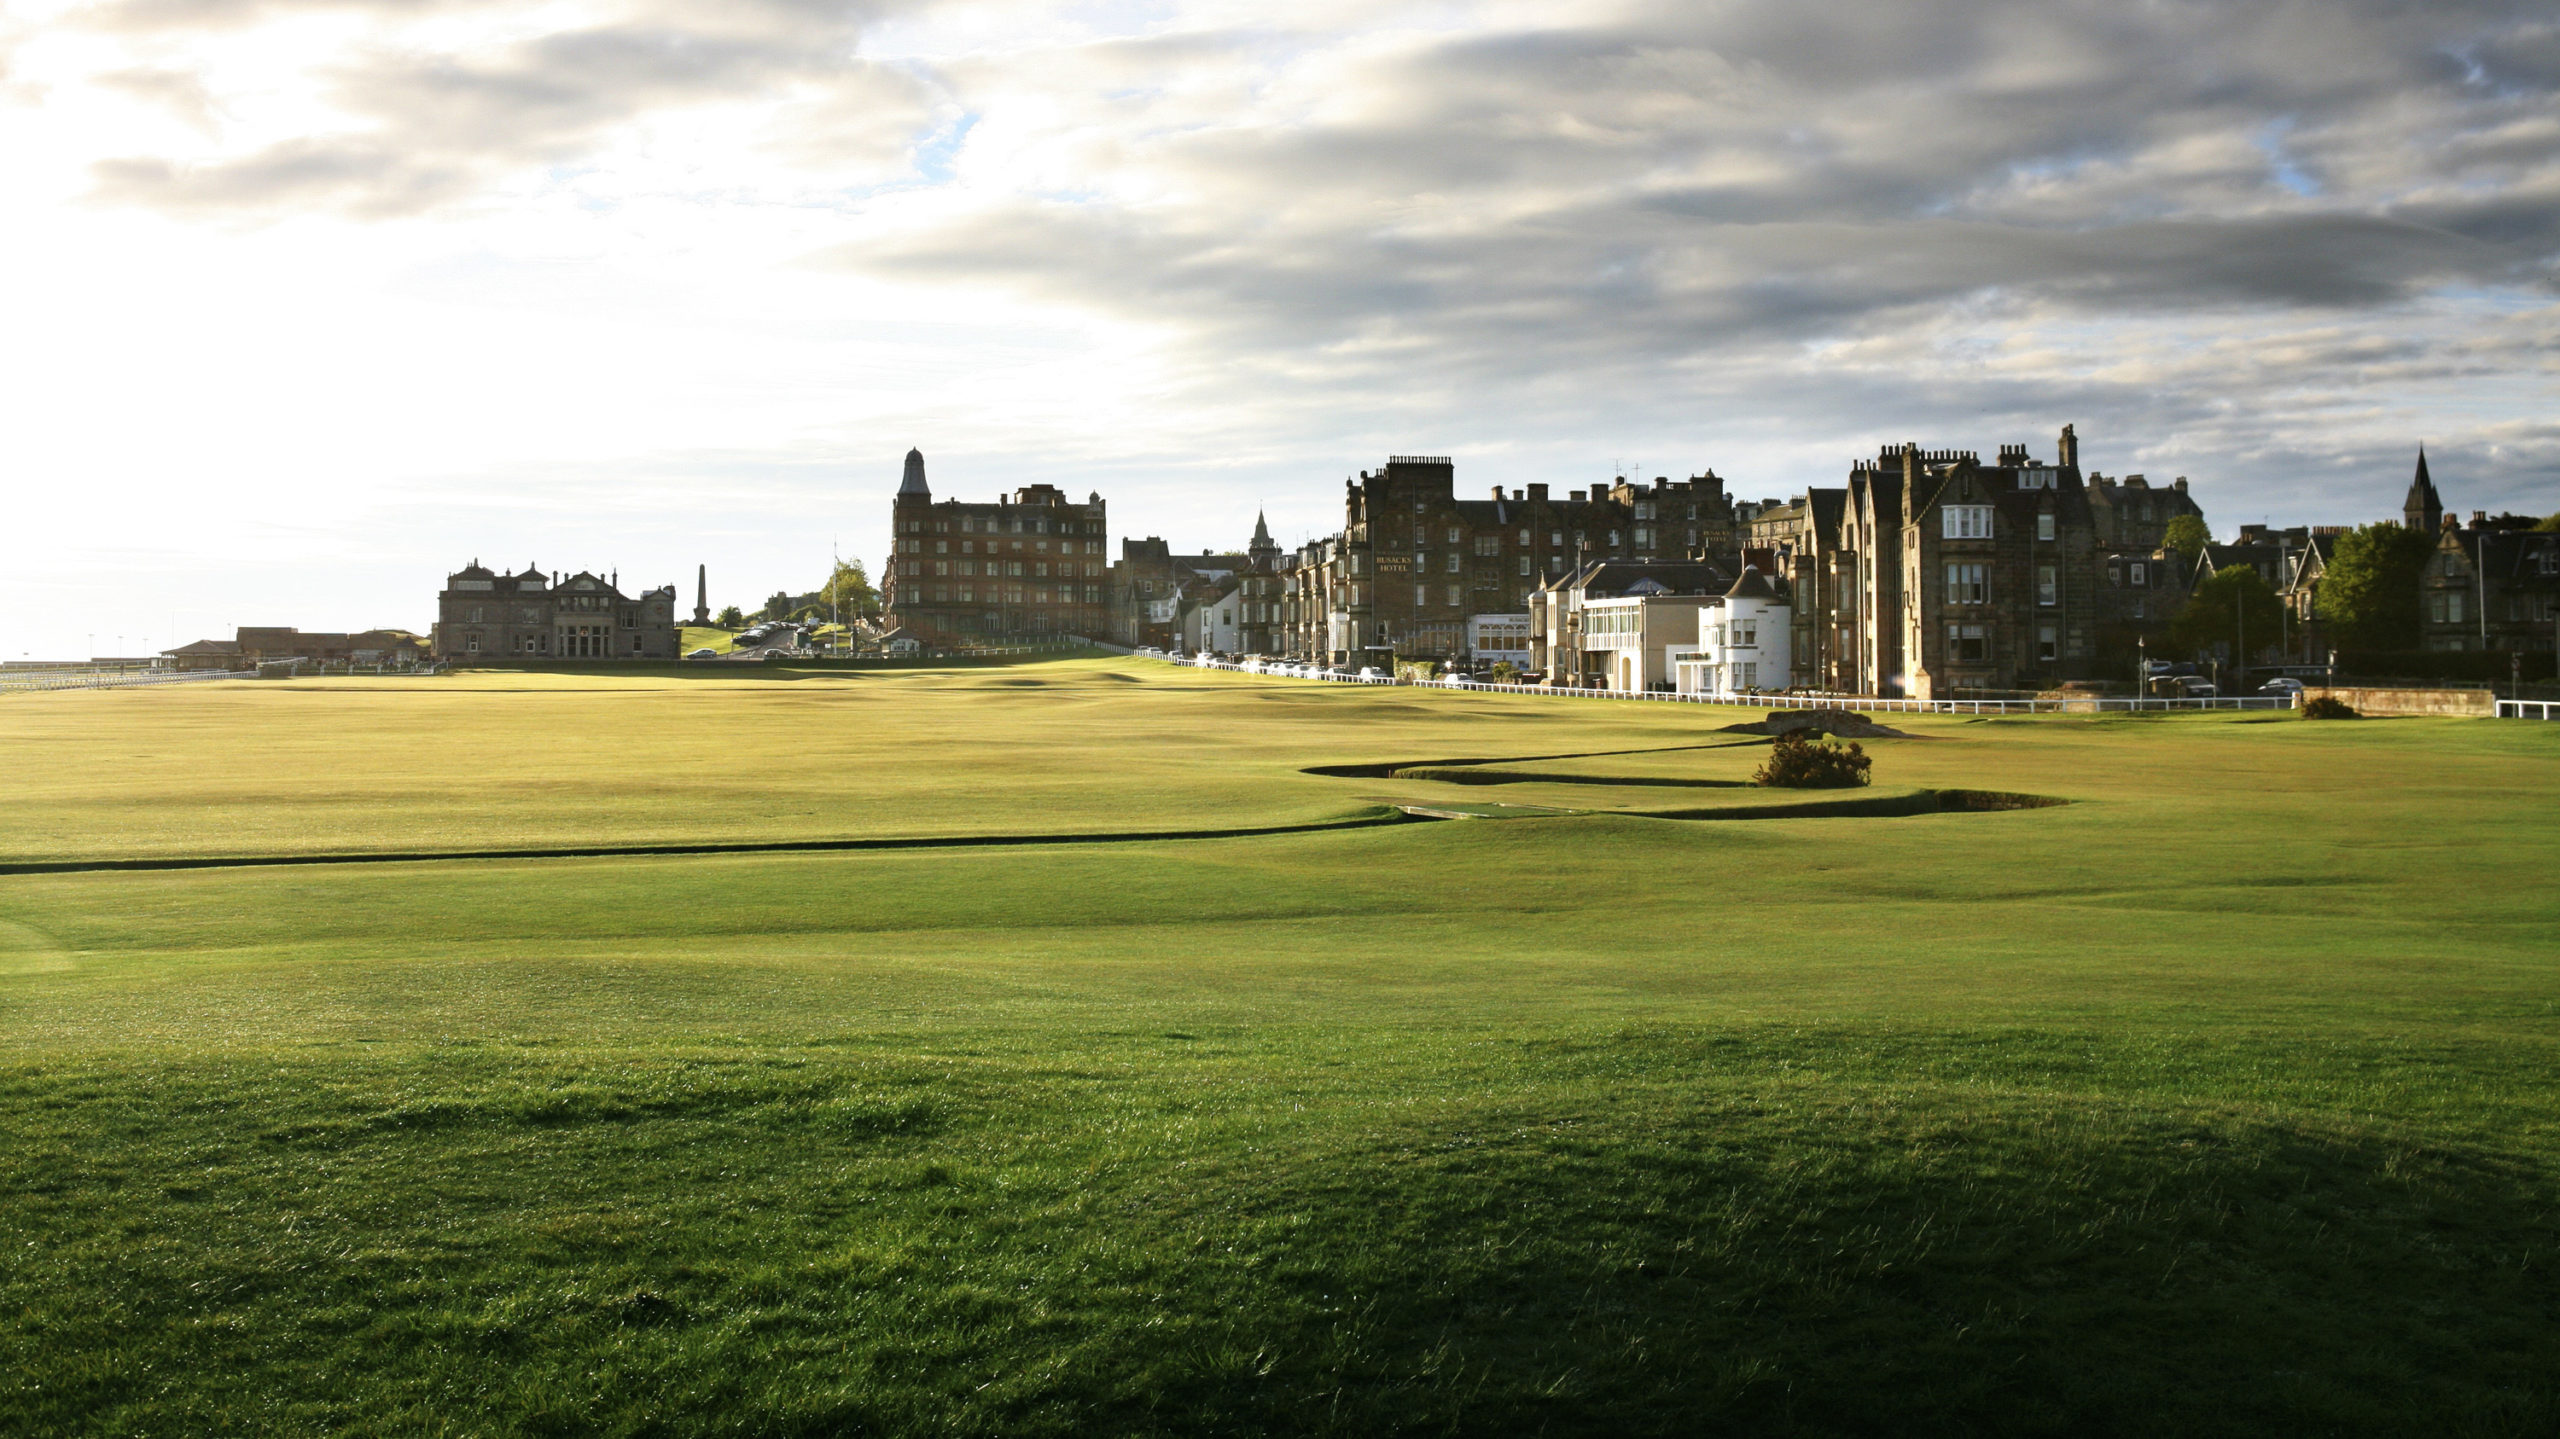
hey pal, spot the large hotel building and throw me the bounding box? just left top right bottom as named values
left=882, top=449, right=1114, bottom=642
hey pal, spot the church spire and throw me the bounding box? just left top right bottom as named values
left=2403, top=446, right=2442, bottom=532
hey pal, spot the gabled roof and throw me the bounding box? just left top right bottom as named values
left=162, top=638, right=240, bottom=655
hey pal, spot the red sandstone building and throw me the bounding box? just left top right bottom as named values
left=883, top=449, right=1112, bottom=643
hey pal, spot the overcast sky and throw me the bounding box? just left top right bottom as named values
left=3, top=0, right=2555, bottom=656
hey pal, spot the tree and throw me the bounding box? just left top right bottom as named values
left=714, top=605, right=745, bottom=628
left=819, top=559, right=881, bottom=620
left=2171, top=563, right=2283, bottom=662
left=2163, top=513, right=2213, bottom=560
left=2534, top=512, right=2560, bottom=533
left=2319, top=522, right=2433, bottom=651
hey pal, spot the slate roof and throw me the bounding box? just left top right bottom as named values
left=1726, top=566, right=1779, bottom=601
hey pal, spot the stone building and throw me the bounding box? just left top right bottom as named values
left=1110, top=514, right=1286, bottom=653
left=884, top=449, right=1113, bottom=644
left=1831, top=428, right=2104, bottom=697
left=2084, top=471, right=2202, bottom=552
left=2422, top=513, right=2560, bottom=656
left=431, top=563, right=678, bottom=660
left=1893, top=433, right=2101, bottom=697
left=163, top=628, right=426, bottom=670
left=1279, top=456, right=1743, bottom=665
left=1744, top=489, right=1854, bottom=690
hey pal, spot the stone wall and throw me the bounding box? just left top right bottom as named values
left=2305, top=685, right=2496, bottom=717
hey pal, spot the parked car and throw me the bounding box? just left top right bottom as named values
left=1356, top=666, right=1386, bottom=681
left=2176, top=677, right=2219, bottom=697
left=1441, top=672, right=1476, bottom=687
left=2257, top=677, right=2305, bottom=696
left=686, top=647, right=720, bottom=659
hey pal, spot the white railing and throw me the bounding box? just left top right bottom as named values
left=1150, top=655, right=2297, bottom=713
left=0, top=668, right=258, bottom=693
left=2497, top=699, right=2559, bottom=720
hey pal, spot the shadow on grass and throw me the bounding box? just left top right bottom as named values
left=3, top=1049, right=2549, bottom=1436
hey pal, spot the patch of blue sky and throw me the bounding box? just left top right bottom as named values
left=914, top=113, right=979, bottom=185
left=2254, top=118, right=2320, bottom=197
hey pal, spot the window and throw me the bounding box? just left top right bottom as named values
left=2130, top=562, right=2147, bottom=586
left=465, top=637, right=480, bottom=653
left=2448, top=592, right=2464, bottom=623
left=2038, top=625, right=2058, bottom=661
left=1446, top=526, right=1460, bottom=545
left=1518, top=528, right=1531, bottom=546
left=1447, top=584, right=1463, bottom=606
left=1944, top=505, right=1994, bottom=539
left=1416, top=585, right=1429, bottom=607
left=934, top=561, right=948, bottom=577
left=960, top=586, right=974, bottom=602
left=631, top=634, right=644, bottom=653
left=468, top=606, right=484, bottom=623
left=2038, top=565, right=2057, bottom=606
left=1946, top=623, right=1989, bottom=662
left=1551, top=531, right=1563, bottom=547
left=1446, top=553, right=1462, bottom=573
left=2037, top=512, right=2056, bottom=542
left=1476, top=535, right=1499, bottom=556
left=1734, top=620, right=1756, bottom=647
left=1945, top=563, right=1987, bottom=604
left=1518, top=556, right=1531, bottom=576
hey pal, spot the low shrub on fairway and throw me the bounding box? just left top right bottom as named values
left=1752, top=730, right=1872, bottom=788
left=2302, top=695, right=2360, bottom=719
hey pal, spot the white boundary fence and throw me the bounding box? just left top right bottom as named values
left=0, top=668, right=258, bottom=693
left=1153, top=654, right=2298, bottom=715
left=2497, top=699, right=2559, bottom=720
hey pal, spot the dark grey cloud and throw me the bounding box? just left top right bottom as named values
left=818, top=0, right=2559, bottom=519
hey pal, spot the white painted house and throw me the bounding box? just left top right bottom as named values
left=1179, top=580, right=1244, bottom=654
left=1677, top=567, right=1794, bottom=695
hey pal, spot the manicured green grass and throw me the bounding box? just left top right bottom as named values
left=3, top=661, right=2556, bottom=1434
